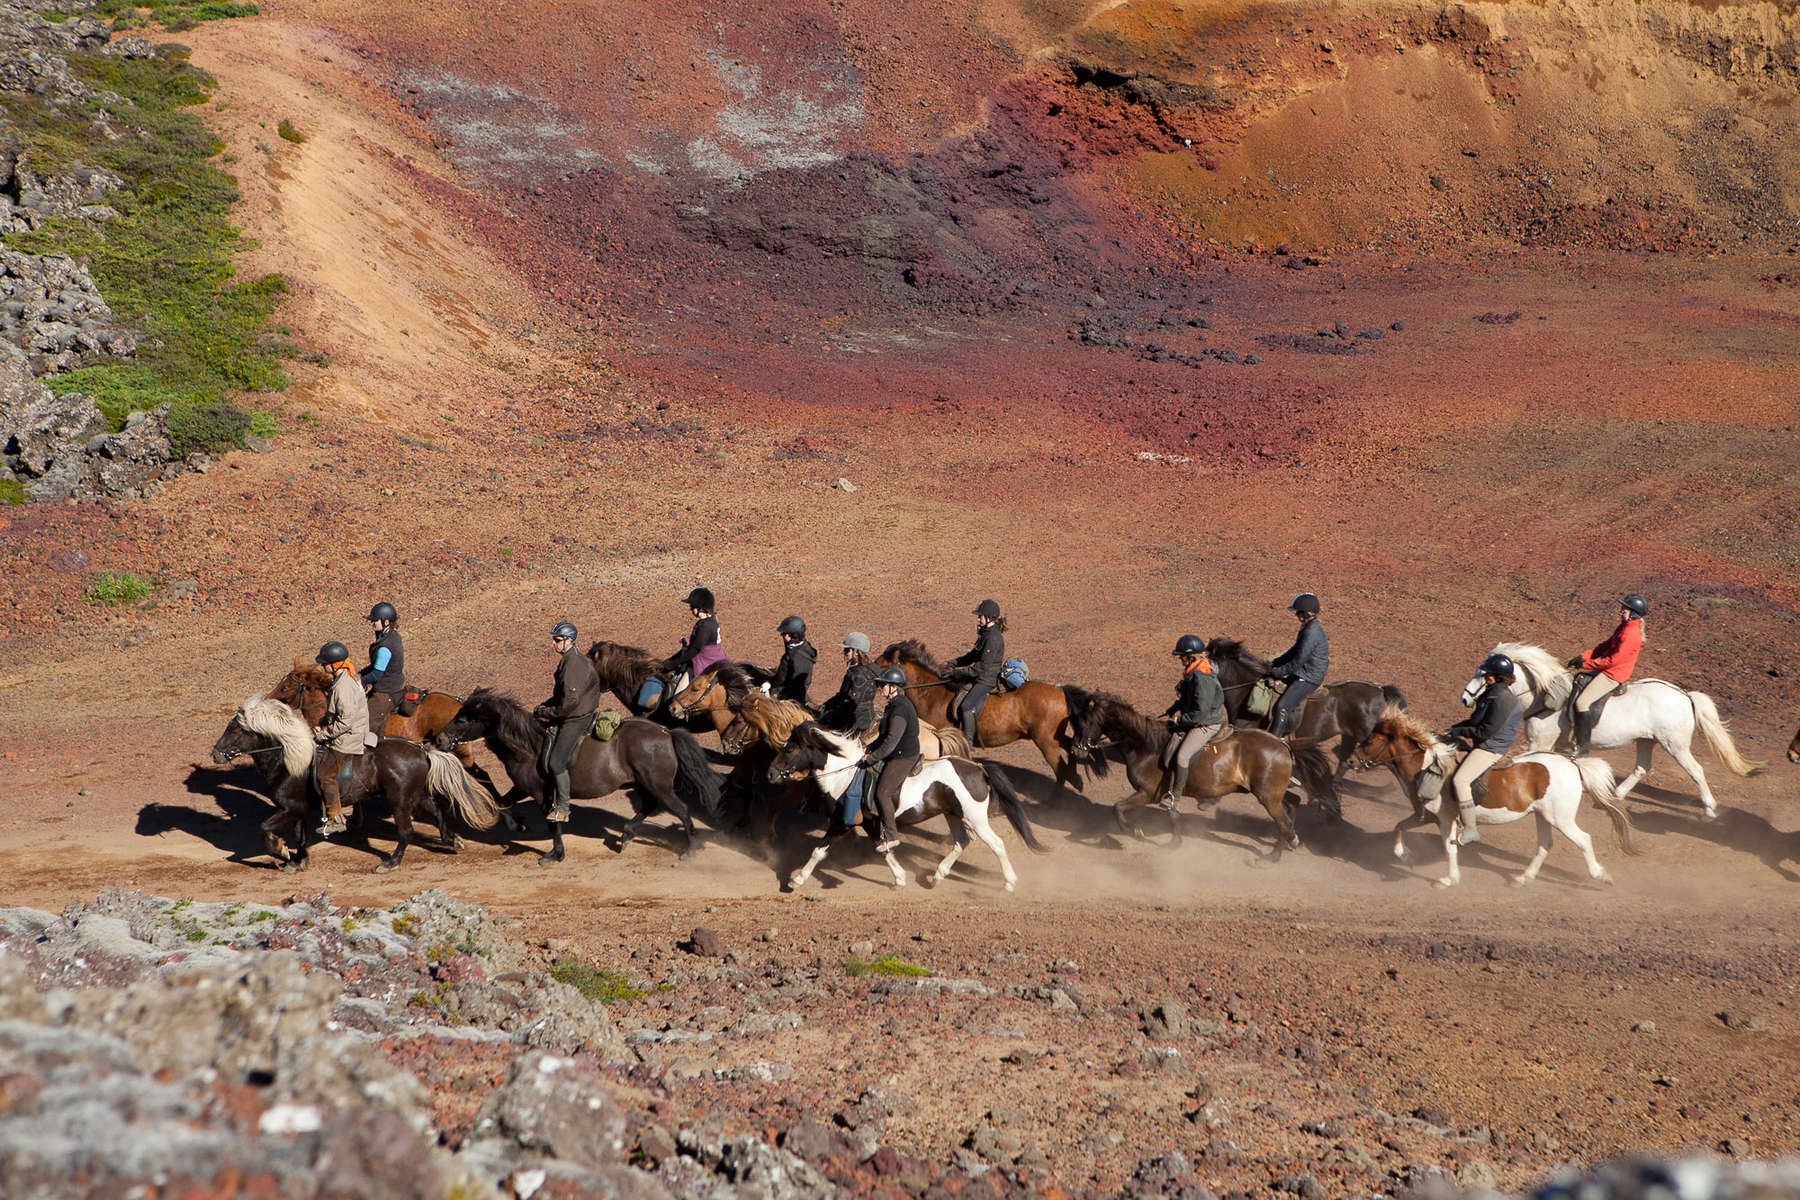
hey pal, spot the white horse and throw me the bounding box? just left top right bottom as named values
left=765, top=722, right=1041, bottom=892
left=1461, top=643, right=1758, bottom=818
left=1359, top=706, right=1639, bottom=888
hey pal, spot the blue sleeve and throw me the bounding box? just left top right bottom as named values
left=372, top=647, right=391, bottom=671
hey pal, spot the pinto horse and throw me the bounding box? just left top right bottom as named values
left=767, top=722, right=1042, bottom=892
left=435, top=688, right=722, bottom=864
left=1205, top=639, right=1408, bottom=782
left=1354, top=705, right=1638, bottom=888
left=1071, top=691, right=1332, bottom=858
left=210, top=695, right=499, bottom=872
left=269, top=660, right=504, bottom=801
left=875, top=640, right=1092, bottom=799
left=1463, top=642, right=1759, bottom=818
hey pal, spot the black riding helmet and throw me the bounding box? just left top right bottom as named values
left=875, top=666, right=908, bottom=687
left=1479, top=652, right=1516, bottom=682
left=1290, top=592, right=1320, bottom=616
left=367, top=601, right=397, bottom=623
left=1620, top=593, right=1649, bottom=617
left=777, top=615, right=806, bottom=637
left=1172, top=633, right=1205, bottom=656
left=683, top=587, right=715, bottom=611
left=550, top=621, right=578, bottom=642
left=973, top=598, right=1001, bottom=619
left=316, top=641, right=350, bottom=665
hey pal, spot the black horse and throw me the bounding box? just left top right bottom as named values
left=1206, top=638, right=1408, bottom=781
left=210, top=695, right=498, bottom=872
left=434, top=688, right=722, bottom=864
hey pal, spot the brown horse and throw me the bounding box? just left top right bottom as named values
left=667, top=662, right=772, bottom=736
left=1205, top=638, right=1408, bottom=785
left=269, top=660, right=503, bottom=801
left=875, top=640, right=1092, bottom=799
left=586, top=640, right=770, bottom=733
left=1071, top=691, right=1332, bottom=859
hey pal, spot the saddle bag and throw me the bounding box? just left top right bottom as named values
left=397, top=687, right=427, bottom=717
left=999, top=658, right=1029, bottom=692
left=1245, top=678, right=1282, bottom=719
left=590, top=710, right=623, bottom=741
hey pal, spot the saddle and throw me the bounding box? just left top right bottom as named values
left=908, top=757, right=929, bottom=778
left=951, top=683, right=972, bottom=720
left=397, top=687, right=428, bottom=717
left=1565, top=670, right=1628, bottom=720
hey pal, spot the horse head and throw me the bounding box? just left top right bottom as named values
left=435, top=687, right=507, bottom=749
left=721, top=714, right=758, bottom=755
left=877, top=640, right=943, bottom=682
left=766, top=722, right=833, bottom=782
left=270, top=658, right=331, bottom=726
left=211, top=712, right=263, bottom=764
left=1354, top=705, right=1451, bottom=772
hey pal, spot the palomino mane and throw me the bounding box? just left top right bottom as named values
left=1374, top=703, right=1456, bottom=769
left=879, top=639, right=942, bottom=675
left=464, top=687, right=544, bottom=758
left=1494, top=642, right=1572, bottom=707
left=736, top=691, right=812, bottom=745
left=236, top=694, right=316, bottom=777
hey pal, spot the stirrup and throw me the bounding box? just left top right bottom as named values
left=875, top=837, right=900, bottom=854
left=1157, top=793, right=1178, bottom=812
left=319, top=814, right=347, bottom=836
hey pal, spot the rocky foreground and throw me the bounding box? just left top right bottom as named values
left=0, top=889, right=1793, bottom=1199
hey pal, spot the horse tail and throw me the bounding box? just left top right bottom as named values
left=1288, top=740, right=1340, bottom=818
left=1573, top=756, right=1640, bottom=856
left=1381, top=684, right=1408, bottom=710
left=1688, top=691, right=1762, bottom=776
left=425, top=748, right=499, bottom=830
left=670, top=728, right=724, bottom=820
left=934, top=725, right=972, bottom=759
left=981, top=762, right=1044, bottom=852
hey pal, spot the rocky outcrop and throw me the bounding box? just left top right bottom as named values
left=0, top=343, right=172, bottom=500
left=0, top=246, right=136, bottom=371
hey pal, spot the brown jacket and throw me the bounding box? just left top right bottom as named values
left=542, top=647, right=602, bottom=720
left=318, top=667, right=377, bottom=754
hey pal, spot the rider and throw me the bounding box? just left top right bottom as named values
left=534, top=621, right=602, bottom=823
left=666, top=587, right=725, bottom=682
left=943, top=599, right=1005, bottom=746
left=819, top=632, right=878, bottom=736
left=862, top=665, right=919, bottom=854
left=1160, top=634, right=1226, bottom=806
left=1445, top=652, right=1523, bottom=846
left=1567, top=593, right=1647, bottom=757
left=1267, top=592, right=1328, bottom=739
left=769, top=615, right=815, bottom=705
left=360, top=601, right=406, bottom=733
left=313, top=640, right=374, bottom=836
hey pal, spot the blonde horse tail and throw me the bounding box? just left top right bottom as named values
left=1575, top=756, right=1639, bottom=856
left=426, top=748, right=499, bottom=830
left=933, top=725, right=972, bottom=759
left=1689, top=691, right=1761, bottom=776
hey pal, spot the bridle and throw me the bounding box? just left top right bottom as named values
left=669, top=670, right=727, bottom=718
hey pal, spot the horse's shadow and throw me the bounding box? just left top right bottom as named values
left=1628, top=800, right=1800, bottom=881
left=140, top=765, right=285, bottom=866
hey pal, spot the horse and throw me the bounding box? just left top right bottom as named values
left=766, top=722, right=1043, bottom=892
left=585, top=640, right=770, bottom=731
left=1353, top=705, right=1639, bottom=888
left=434, top=688, right=722, bottom=864
left=1205, top=638, right=1408, bottom=781
left=210, top=695, right=499, bottom=872
left=874, top=640, right=1093, bottom=799
left=269, top=660, right=504, bottom=801
left=1461, top=643, right=1760, bottom=818
left=1070, top=691, right=1333, bottom=858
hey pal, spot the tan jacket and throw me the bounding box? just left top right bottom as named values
left=318, top=667, right=377, bottom=754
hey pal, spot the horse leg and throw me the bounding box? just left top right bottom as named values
left=644, top=772, right=698, bottom=861
left=538, top=819, right=566, bottom=865
left=1513, top=811, right=1555, bottom=886
left=1030, top=728, right=1071, bottom=804
left=882, top=839, right=909, bottom=889
left=1551, top=804, right=1610, bottom=885
left=1391, top=809, right=1435, bottom=862
left=929, top=811, right=971, bottom=888
left=455, top=745, right=505, bottom=803
left=374, top=798, right=413, bottom=874
left=787, top=832, right=838, bottom=891
left=1613, top=739, right=1654, bottom=805
left=1661, top=736, right=1718, bottom=819
left=1435, top=807, right=1461, bottom=887
left=1112, top=789, right=1158, bottom=841
left=964, top=800, right=1018, bottom=893
left=1253, top=778, right=1300, bottom=861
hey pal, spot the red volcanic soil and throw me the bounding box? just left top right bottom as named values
left=3, top=1, right=1799, bottom=1193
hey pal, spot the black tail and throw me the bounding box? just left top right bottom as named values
left=1289, top=740, right=1340, bottom=818
left=982, top=762, right=1045, bottom=852
left=1060, top=685, right=1110, bottom=779
left=670, top=728, right=723, bottom=820
left=1381, top=684, right=1408, bottom=709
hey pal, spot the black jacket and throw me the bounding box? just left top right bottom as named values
left=1163, top=667, right=1226, bottom=728
left=820, top=663, right=878, bottom=734
left=770, top=640, right=816, bottom=704
left=667, top=615, right=719, bottom=674
left=1270, top=619, right=1329, bottom=686
left=361, top=628, right=405, bottom=695
left=947, top=625, right=1004, bottom=687
left=867, top=692, right=920, bottom=761
left=1450, top=682, right=1522, bottom=754
left=541, top=648, right=602, bottom=721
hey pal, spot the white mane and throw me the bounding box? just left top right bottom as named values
left=802, top=725, right=865, bottom=799
left=236, top=694, right=315, bottom=776
left=1494, top=642, right=1573, bottom=708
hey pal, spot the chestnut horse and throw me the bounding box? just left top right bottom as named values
left=1071, top=691, right=1332, bottom=859
left=1205, top=638, right=1408, bottom=782
left=875, top=640, right=1093, bottom=799
left=586, top=640, right=769, bottom=733
left=269, top=660, right=503, bottom=801
left=1354, top=705, right=1638, bottom=888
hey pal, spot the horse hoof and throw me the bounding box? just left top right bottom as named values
left=450, top=837, right=466, bottom=852
left=278, top=861, right=302, bottom=874
left=1701, top=807, right=1719, bottom=822
left=537, top=851, right=564, bottom=867
left=1509, top=875, right=1528, bottom=887
left=373, top=862, right=398, bottom=875
left=1599, top=871, right=1615, bottom=886
left=1004, top=881, right=1015, bottom=893
left=1433, top=877, right=1456, bottom=888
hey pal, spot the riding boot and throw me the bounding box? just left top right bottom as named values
left=960, top=705, right=979, bottom=749
left=317, top=754, right=347, bottom=836
left=1268, top=707, right=1292, bottom=740
left=1162, top=762, right=1189, bottom=809
left=1569, top=707, right=1597, bottom=758
left=1457, top=801, right=1481, bottom=845
left=548, top=770, right=572, bottom=823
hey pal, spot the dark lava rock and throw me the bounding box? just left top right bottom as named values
left=778, top=1115, right=838, bottom=1163
left=681, top=927, right=726, bottom=957
left=1118, top=1151, right=1218, bottom=1199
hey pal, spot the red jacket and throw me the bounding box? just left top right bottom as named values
left=1582, top=618, right=1644, bottom=681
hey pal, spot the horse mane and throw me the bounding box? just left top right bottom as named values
left=736, top=691, right=812, bottom=745
left=236, top=694, right=315, bottom=777
left=463, top=687, right=544, bottom=759
left=709, top=661, right=759, bottom=707
left=585, top=640, right=656, bottom=679
left=1373, top=703, right=1457, bottom=769
left=879, top=639, right=942, bottom=675
left=1085, top=691, right=1169, bottom=757
left=795, top=721, right=860, bottom=759
left=1206, top=637, right=1270, bottom=673
left=1494, top=642, right=1571, bottom=707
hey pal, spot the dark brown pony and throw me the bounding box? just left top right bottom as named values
left=875, top=640, right=1093, bottom=799
left=435, top=688, right=723, bottom=864
left=585, top=641, right=770, bottom=733
left=1071, top=691, right=1332, bottom=859
left=269, top=660, right=503, bottom=801
left=1206, top=638, right=1408, bottom=781
left=210, top=694, right=499, bottom=872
